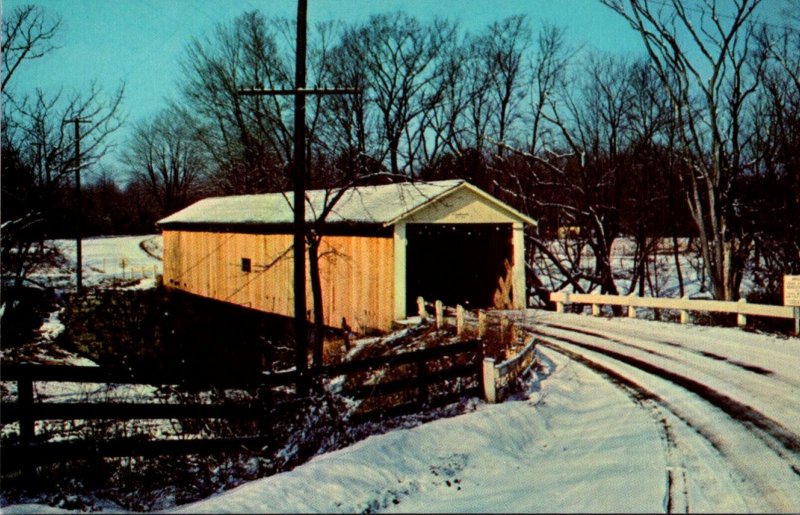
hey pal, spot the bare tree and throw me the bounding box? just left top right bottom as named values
left=525, top=53, right=641, bottom=297
left=123, top=108, right=208, bottom=216
left=621, top=60, right=685, bottom=297
left=745, top=10, right=800, bottom=301
left=528, top=23, right=571, bottom=154
left=405, top=19, right=463, bottom=172
left=2, top=85, right=125, bottom=308
left=480, top=16, right=531, bottom=156
left=336, top=13, right=445, bottom=176
left=2, top=5, right=123, bottom=338
left=602, top=0, right=767, bottom=300
left=2, top=5, right=61, bottom=92
left=180, top=11, right=293, bottom=194
left=315, top=27, right=372, bottom=165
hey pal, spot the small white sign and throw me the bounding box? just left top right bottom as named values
left=784, top=275, right=800, bottom=307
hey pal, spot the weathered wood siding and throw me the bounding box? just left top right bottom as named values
left=162, top=230, right=394, bottom=332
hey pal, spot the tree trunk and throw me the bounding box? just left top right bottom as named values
left=672, top=234, right=684, bottom=298
left=307, top=234, right=325, bottom=372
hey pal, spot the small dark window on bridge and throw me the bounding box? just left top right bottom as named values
left=241, top=258, right=251, bottom=273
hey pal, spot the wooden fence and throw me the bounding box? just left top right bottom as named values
left=550, top=291, right=800, bottom=335
left=2, top=295, right=544, bottom=476
left=0, top=340, right=481, bottom=473
left=416, top=296, right=539, bottom=403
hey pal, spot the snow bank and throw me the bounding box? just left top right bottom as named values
left=165, top=349, right=666, bottom=513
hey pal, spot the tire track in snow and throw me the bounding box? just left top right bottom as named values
left=537, top=343, right=695, bottom=512
left=661, top=418, right=690, bottom=514
left=535, top=327, right=800, bottom=458
left=534, top=330, right=800, bottom=511
left=543, top=322, right=774, bottom=376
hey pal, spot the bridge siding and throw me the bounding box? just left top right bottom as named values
left=162, top=230, right=394, bottom=333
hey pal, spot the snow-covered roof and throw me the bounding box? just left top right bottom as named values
left=157, top=180, right=535, bottom=228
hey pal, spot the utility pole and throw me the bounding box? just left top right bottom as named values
left=292, top=0, right=309, bottom=388
left=64, top=117, right=91, bottom=295
left=237, top=0, right=357, bottom=390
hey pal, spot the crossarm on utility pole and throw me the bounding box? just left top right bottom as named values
left=237, top=88, right=359, bottom=96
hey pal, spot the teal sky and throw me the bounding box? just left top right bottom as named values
left=2, top=0, right=787, bottom=181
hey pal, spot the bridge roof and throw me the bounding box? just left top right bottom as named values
left=157, top=180, right=536, bottom=229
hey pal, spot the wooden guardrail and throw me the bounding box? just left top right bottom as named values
left=550, top=292, right=800, bottom=335
left=481, top=334, right=537, bottom=403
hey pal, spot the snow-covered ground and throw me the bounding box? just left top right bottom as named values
left=165, top=348, right=667, bottom=514
left=29, top=234, right=163, bottom=290
left=3, top=336, right=669, bottom=513
left=166, top=314, right=800, bottom=513
left=531, top=237, right=726, bottom=301
left=0, top=234, right=163, bottom=365
left=4, top=235, right=799, bottom=512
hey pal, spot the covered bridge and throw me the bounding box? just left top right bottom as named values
left=157, top=180, right=536, bottom=333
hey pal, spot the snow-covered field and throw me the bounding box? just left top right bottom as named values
left=531, top=237, right=726, bottom=301
left=29, top=235, right=163, bottom=290
left=4, top=235, right=799, bottom=513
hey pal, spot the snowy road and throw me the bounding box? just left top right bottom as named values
left=522, top=311, right=800, bottom=513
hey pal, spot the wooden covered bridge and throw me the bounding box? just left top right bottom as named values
left=157, top=180, right=536, bottom=333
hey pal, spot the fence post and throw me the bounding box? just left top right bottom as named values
left=737, top=298, right=747, bottom=328
left=478, top=311, right=487, bottom=339
left=417, top=358, right=429, bottom=406
left=18, top=362, right=35, bottom=482
left=680, top=295, right=691, bottom=325
left=500, top=315, right=510, bottom=346
left=417, top=296, right=427, bottom=321
left=627, top=293, right=637, bottom=318
left=556, top=292, right=570, bottom=314
left=482, top=358, right=498, bottom=403
left=435, top=300, right=444, bottom=329
left=793, top=307, right=800, bottom=337
left=592, top=303, right=601, bottom=317
left=456, top=305, right=465, bottom=335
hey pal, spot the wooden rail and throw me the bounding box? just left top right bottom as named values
left=0, top=340, right=482, bottom=473
left=550, top=292, right=800, bottom=335
left=327, top=339, right=482, bottom=419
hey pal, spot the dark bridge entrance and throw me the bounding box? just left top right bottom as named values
left=406, top=223, right=513, bottom=314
